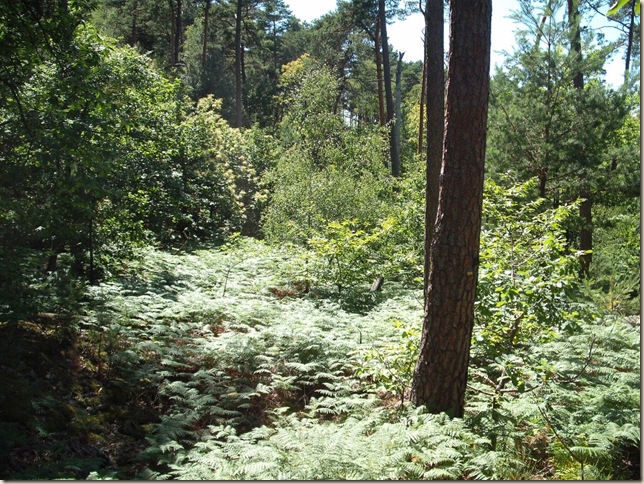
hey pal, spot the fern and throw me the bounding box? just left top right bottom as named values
left=465, top=450, right=528, bottom=480
left=50, top=238, right=637, bottom=480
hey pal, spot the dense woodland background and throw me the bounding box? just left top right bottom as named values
left=0, top=0, right=640, bottom=479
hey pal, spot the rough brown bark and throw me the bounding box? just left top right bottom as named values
left=411, top=0, right=492, bottom=418
left=423, top=0, right=444, bottom=296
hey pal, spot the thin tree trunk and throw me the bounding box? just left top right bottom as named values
left=624, top=0, right=635, bottom=76
left=417, top=51, right=427, bottom=155
left=379, top=0, right=399, bottom=175
left=176, top=0, right=182, bottom=63
left=538, top=166, right=547, bottom=198
left=423, top=0, right=444, bottom=296
left=129, top=0, right=138, bottom=47
left=169, top=0, right=176, bottom=65
left=393, top=52, right=404, bottom=177
left=568, top=0, right=593, bottom=275
left=202, top=0, right=210, bottom=70
left=411, top=0, right=492, bottom=418
left=89, top=216, right=95, bottom=284
left=375, top=17, right=386, bottom=128
left=568, top=0, right=584, bottom=90
left=579, top=194, right=593, bottom=277
left=334, top=52, right=351, bottom=115
left=533, top=0, right=553, bottom=50
left=173, top=0, right=182, bottom=66
left=234, top=0, right=244, bottom=127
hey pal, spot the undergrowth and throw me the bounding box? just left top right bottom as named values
left=0, top=238, right=639, bottom=480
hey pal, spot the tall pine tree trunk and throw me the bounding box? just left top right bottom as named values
left=423, top=0, right=444, bottom=296
left=375, top=17, right=386, bottom=128
left=567, top=0, right=592, bottom=277
left=129, top=0, right=138, bottom=47
left=378, top=0, right=399, bottom=175
left=202, top=0, right=210, bottom=70
left=411, top=0, right=492, bottom=418
left=393, top=52, right=404, bottom=177
left=170, top=0, right=182, bottom=66
left=234, top=0, right=244, bottom=127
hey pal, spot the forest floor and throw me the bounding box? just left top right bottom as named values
left=0, top=239, right=639, bottom=480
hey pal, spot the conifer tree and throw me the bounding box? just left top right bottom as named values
left=411, top=0, right=492, bottom=417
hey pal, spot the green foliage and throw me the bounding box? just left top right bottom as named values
left=90, top=0, right=177, bottom=68
left=536, top=315, right=640, bottom=479
left=1, top=0, right=639, bottom=480
left=357, top=319, right=420, bottom=405
left=309, top=219, right=382, bottom=293
left=305, top=205, right=424, bottom=294
left=170, top=406, right=475, bottom=480
left=487, top=11, right=631, bottom=186
left=488, top=57, right=629, bottom=199
left=374, top=162, right=426, bottom=285
left=72, top=239, right=417, bottom=478
left=475, top=178, right=592, bottom=358
left=262, top=63, right=391, bottom=245
left=467, top=309, right=640, bottom=479
left=1, top=239, right=639, bottom=480
left=486, top=2, right=639, bottom=304
left=0, top=22, right=267, bottom=319
left=584, top=196, right=640, bottom=315
left=282, top=154, right=424, bottom=294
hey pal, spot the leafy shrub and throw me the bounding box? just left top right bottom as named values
left=356, top=319, right=420, bottom=405
left=262, top=63, right=391, bottom=246
left=584, top=200, right=640, bottom=314
left=308, top=219, right=382, bottom=293
left=474, top=178, right=593, bottom=359
left=1, top=26, right=265, bottom=297
left=306, top=190, right=424, bottom=294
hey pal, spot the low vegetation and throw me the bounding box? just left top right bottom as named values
left=0, top=232, right=639, bottom=479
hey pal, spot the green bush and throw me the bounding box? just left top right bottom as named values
left=474, top=178, right=593, bottom=359
left=262, top=63, right=391, bottom=246
left=584, top=200, right=640, bottom=314
left=308, top=220, right=382, bottom=293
